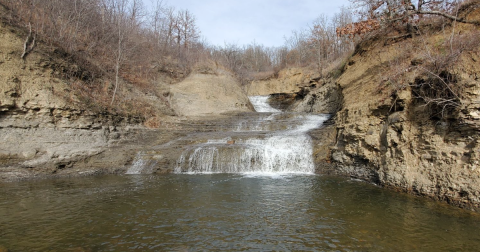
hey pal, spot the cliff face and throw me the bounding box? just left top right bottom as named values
left=0, top=17, right=150, bottom=180
left=326, top=25, right=480, bottom=209
left=0, top=13, right=256, bottom=180
left=275, top=9, right=480, bottom=210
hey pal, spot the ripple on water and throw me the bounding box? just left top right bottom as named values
left=1, top=175, right=480, bottom=251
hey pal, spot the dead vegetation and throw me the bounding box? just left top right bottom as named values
left=0, top=0, right=477, bottom=123
left=339, top=0, right=480, bottom=120
left=0, top=0, right=206, bottom=119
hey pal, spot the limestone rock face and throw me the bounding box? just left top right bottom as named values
left=277, top=10, right=480, bottom=210
left=324, top=35, right=480, bottom=210
left=169, top=71, right=254, bottom=117
left=290, top=79, right=342, bottom=114
left=0, top=11, right=151, bottom=180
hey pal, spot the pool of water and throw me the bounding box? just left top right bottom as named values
left=1, top=174, right=479, bottom=251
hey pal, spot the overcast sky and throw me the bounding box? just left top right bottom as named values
left=148, top=0, right=350, bottom=47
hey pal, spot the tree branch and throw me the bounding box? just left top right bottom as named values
left=416, top=10, right=480, bottom=25
left=21, top=23, right=36, bottom=59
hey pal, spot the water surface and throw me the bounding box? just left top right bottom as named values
left=1, top=174, right=479, bottom=251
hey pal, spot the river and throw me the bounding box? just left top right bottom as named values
left=1, top=174, right=480, bottom=251
left=1, top=96, right=480, bottom=251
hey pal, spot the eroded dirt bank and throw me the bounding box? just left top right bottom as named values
left=0, top=14, right=253, bottom=181
left=249, top=10, right=480, bottom=210
left=287, top=25, right=480, bottom=210
left=329, top=41, right=480, bottom=210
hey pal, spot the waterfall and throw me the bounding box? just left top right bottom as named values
left=126, top=152, right=146, bottom=174
left=249, top=96, right=281, bottom=113
left=126, top=152, right=160, bottom=174
left=175, top=96, right=328, bottom=175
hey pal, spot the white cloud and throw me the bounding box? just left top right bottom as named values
left=148, top=0, right=350, bottom=47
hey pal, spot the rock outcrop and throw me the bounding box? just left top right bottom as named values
left=0, top=15, right=255, bottom=180
left=0, top=10, right=173, bottom=180
left=244, top=68, right=316, bottom=96
left=329, top=42, right=480, bottom=209
left=284, top=8, right=480, bottom=210
left=294, top=23, right=480, bottom=210
left=289, top=79, right=342, bottom=114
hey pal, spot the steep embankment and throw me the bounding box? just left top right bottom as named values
left=0, top=15, right=151, bottom=180
left=169, top=64, right=254, bottom=117
left=331, top=39, right=480, bottom=209
left=294, top=10, right=480, bottom=210
left=0, top=11, right=254, bottom=180
left=244, top=68, right=316, bottom=96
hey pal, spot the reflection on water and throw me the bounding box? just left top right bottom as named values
left=1, top=174, right=480, bottom=251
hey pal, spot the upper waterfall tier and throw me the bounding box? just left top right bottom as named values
left=249, top=96, right=281, bottom=113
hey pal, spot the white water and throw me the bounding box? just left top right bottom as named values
left=125, top=152, right=146, bottom=174
left=175, top=96, right=329, bottom=175
left=126, top=152, right=160, bottom=174
left=249, top=96, right=281, bottom=113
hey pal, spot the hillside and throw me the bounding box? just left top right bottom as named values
left=0, top=4, right=253, bottom=180
left=0, top=9, right=158, bottom=179
left=285, top=5, right=480, bottom=210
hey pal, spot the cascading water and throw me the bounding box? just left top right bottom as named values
left=174, top=96, right=328, bottom=175
left=125, top=152, right=148, bottom=174
left=249, top=96, right=281, bottom=113
left=125, top=151, right=161, bottom=174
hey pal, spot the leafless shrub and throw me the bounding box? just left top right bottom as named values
left=0, top=0, right=207, bottom=118
left=380, top=24, right=480, bottom=119
left=411, top=30, right=479, bottom=118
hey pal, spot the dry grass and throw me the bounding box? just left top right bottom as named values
left=412, top=29, right=479, bottom=117
left=0, top=0, right=209, bottom=121
left=248, top=70, right=277, bottom=81
left=375, top=17, right=480, bottom=119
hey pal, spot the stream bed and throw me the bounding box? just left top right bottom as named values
left=1, top=174, right=480, bottom=251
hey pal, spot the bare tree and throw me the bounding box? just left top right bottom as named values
left=176, top=10, right=200, bottom=50
left=21, top=22, right=36, bottom=59
left=309, top=15, right=330, bottom=73
left=110, top=0, right=144, bottom=105
left=284, top=30, right=310, bottom=66
left=339, top=0, right=479, bottom=37
left=150, top=0, right=165, bottom=45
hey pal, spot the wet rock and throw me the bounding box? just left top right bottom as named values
left=267, top=93, right=297, bottom=110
